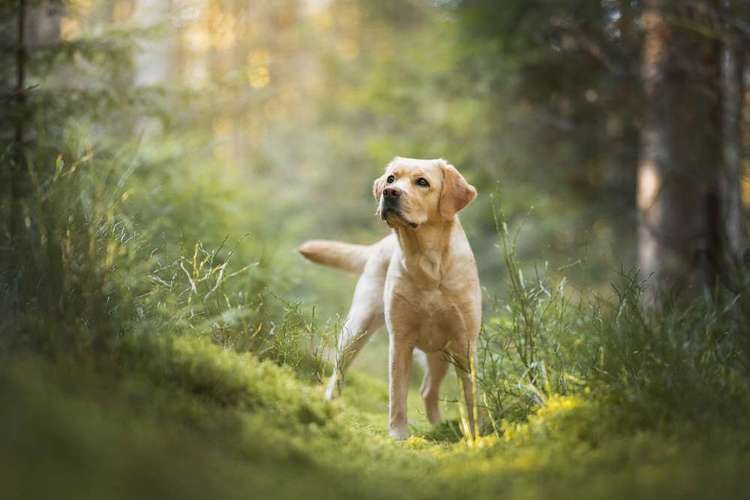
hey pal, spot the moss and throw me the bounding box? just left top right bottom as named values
left=1, top=337, right=749, bottom=500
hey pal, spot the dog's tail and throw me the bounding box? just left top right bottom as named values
left=298, top=239, right=371, bottom=274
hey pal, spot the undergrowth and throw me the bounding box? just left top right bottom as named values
left=2, top=139, right=750, bottom=500
left=1, top=128, right=335, bottom=379
left=2, top=333, right=749, bottom=500
left=478, top=207, right=750, bottom=433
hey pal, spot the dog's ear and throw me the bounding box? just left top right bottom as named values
left=438, top=161, right=477, bottom=219
left=372, top=174, right=386, bottom=201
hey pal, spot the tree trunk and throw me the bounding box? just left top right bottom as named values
left=8, top=0, right=62, bottom=314
left=10, top=0, right=27, bottom=248
left=720, top=16, right=746, bottom=268
left=132, top=0, right=173, bottom=136
left=637, top=0, right=723, bottom=300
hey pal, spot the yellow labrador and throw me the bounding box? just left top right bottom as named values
left=299, top=157, right=481, bottom=440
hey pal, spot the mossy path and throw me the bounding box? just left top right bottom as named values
left=2, top=336, right=748, bottom=500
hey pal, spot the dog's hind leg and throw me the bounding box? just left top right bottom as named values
left=420, top=352, right=450, bottom=425
left=324, top=262, right=386, bottom=400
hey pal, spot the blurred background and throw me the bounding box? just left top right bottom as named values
left=3, top=0, right=648, bottom=305
left=3, top=2, right=750, bottom=497
left=4, top=0, right=750, bottom=379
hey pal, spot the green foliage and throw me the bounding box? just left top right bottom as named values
left=2, top=130, right=137, bottom=352
left=479, top=215, right=581, bottom=425
left=581, top=277, right=750, bottom=425
left=479, top=210, right=750, bottom=432
left=1, top=122, right=332, bottom=381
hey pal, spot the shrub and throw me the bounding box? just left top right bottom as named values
left=479, top=212, right=750, bottom=433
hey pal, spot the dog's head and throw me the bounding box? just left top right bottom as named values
left=373, top=157, right=477, bottom=229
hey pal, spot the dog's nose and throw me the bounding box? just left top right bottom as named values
left=383, top=187, right=401, bottom=198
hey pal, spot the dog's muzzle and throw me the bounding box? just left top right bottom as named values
left=379, top=187, right=416, bottom=228
left=380, top=202, right=417, bottom=229
left=382, top=197, right=399, bottom=214
left=381, top=190, right=401, bottom=219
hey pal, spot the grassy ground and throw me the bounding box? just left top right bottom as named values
left=2, top=335, right=748, bottom=500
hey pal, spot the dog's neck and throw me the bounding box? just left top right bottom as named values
left=392, top=218, right=457, bottom=285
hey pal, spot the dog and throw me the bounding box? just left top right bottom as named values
left=299, top=157, right=481, bottom=440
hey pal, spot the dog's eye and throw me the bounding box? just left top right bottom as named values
left=416, top=177, right=430, bottom=188
left=386, top=175, right=395, bottom=184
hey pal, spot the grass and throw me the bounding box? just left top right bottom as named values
left=3, top=130, right=750, bottom=500
left=1, top=334, right=749, bottom=500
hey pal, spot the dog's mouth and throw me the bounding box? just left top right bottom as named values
left=380, top=207, right=418, bottom=229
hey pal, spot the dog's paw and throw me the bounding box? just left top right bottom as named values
left=389, top=425, right=410, bottom=441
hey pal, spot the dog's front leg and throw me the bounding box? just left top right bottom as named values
left=388, top=337, right=414, bottom=440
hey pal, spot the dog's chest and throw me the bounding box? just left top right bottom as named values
left=385, top=283, right=478, bottom=353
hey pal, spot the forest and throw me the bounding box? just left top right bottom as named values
left=2, top=0, right=750, bottom=498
